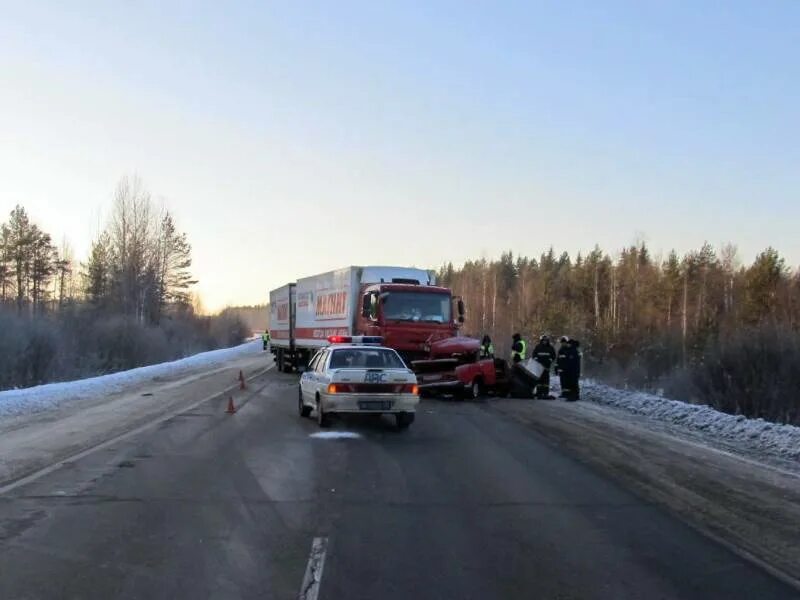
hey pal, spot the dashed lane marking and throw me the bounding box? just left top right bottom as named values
left=298, top=537, right=328, bottom=600
left=309, top=431, right=362, bottom=440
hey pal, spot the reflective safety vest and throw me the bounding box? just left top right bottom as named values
left=511, top=339, right=527, bottom=362
left=263, top=332, right=270, bottom=342
left=481, top=343, right=495, bottom=357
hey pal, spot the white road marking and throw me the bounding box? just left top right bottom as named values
left=298, top=537, right=328, bottom=600
left=309, top=431, right=362, bottom=440
left=0, top=365, right=274, bottom=496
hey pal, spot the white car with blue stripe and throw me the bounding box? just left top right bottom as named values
left=298, top=336, right=420, bottom=429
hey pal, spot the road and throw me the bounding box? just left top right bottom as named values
left=0, top=367, right=797, bottom=599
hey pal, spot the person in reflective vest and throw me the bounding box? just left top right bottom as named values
left=532, top=334, right=556, bottom=398
left=510, top=333, right=526, bottom=363
left=262, top=330, right=271, bottom=351
left=480, top=335, right=495, bottom=359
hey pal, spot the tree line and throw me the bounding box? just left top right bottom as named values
left=0, top=207, right=74, bottom=310
left=0, top=176, right=247, bottom=390
left=1, top=176, right=195, bottom=321
left=221, top=305, right=268, bottom=333
left=439, top=244, right=800, bottom=424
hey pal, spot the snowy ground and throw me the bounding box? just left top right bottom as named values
left=0, top=340, right=263, bottom=419
left=579, top=379, right=800, bottom=462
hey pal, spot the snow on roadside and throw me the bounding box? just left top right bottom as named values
left=0, top=341, right=263, bottom=419
left=583, top=379, right=800, bottom=461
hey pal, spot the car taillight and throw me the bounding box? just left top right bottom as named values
left=403, top=384, right=419, bottom=395
left=327, top=383, right=339, bottom=394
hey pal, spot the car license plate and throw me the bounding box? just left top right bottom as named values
left=358, top=400, right=393, bottom=410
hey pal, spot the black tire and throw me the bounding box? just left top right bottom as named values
left=283, top=352, right=293, bottom=373
left=298, top=387, right=312, bottom=418
left=465, top=379, right=482, bottom=401
left=316, top=395, right=331, bottom=428
left=395, top=412, right=415, bottom=430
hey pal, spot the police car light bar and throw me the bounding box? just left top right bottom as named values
left=326, top=335, right=384, bottom=345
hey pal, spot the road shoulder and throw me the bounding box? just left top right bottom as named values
left=0, top=352, right=271, bottom=486
left=486, top=398, right=800, bottom=588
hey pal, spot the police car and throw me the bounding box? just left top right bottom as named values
left=298, top=336, right=420, bottom=429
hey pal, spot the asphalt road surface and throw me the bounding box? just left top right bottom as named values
left=0, top=368, right=797, bottom=600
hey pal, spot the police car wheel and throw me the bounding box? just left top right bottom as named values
left=298, top=387, right=312, bottom=418
left=316, top=396, right=331, bottom=428
left=395, top=412, right=414, bottom=430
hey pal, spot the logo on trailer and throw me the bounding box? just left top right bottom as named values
left=315, top=290, right=348, bottom=320
left=297, top=291, right=312, bottom=309
left=276, top=303, right=289, bottom=322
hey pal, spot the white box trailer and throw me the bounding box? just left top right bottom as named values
left=295, top=266, right=361, bottom=349
left=268, top=283, right=295, bottom=349
left=269, top=266, right=436, bottom=372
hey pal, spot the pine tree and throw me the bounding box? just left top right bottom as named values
left=0, top=223, right=13, bottom=302
left=153, top=212, right=197, bottom=321
left=30, top=226, right=56, bottom=310
left=84, top=232, right=113, bottom=307
left=7, top=205, right=34, bottom=311
left=744, top=247, right=787, bottom=324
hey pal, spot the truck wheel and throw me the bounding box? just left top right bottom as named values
left=298, top=387, right=312, bottom=418
left=317, top=396, right=331, bottom=428
left=465, top=379, right=482, bottom=401
left=282, top=352, right=293, bottom=373
left=395, top=412, right=415, bottom=430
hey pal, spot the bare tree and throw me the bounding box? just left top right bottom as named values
left=108, top=175, right=156, bottom=320
left=54, top=239, right=75, bottom=307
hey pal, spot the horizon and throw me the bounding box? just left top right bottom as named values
left=2, top=2, right=798, bottom=311
left=5, top=198, right=792, bottom=312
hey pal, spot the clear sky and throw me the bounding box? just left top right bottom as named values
left=1, top=1, right=798, bottom=311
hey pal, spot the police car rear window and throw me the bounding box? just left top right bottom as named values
left=329, top=349, right=406, bottom=369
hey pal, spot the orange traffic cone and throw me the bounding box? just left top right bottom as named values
left=239, top=370, right=247, bottom=390
left=226, top=396, right=237, bottom=414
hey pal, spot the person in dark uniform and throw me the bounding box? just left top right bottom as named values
left=532, top=334, right=556, bottom=398
left=568, top=339, right=582, bottom=401
left=480, top=335, right=495, bottom=359
left=556, top=336, right=571, bottom=398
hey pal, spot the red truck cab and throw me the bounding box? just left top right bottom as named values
left=355, top=282, right=472, bottom=365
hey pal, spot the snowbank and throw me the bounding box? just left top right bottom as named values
left=583, top=380, right=800, bottom=461
left=0, top=340, right=262, bottom=419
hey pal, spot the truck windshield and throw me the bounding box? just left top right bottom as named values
left=382, top=292, right=451, bottom=323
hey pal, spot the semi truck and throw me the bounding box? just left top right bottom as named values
left=269, top=266, right=476, bottom=375
left=269, top=265, right=541, bottom=399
